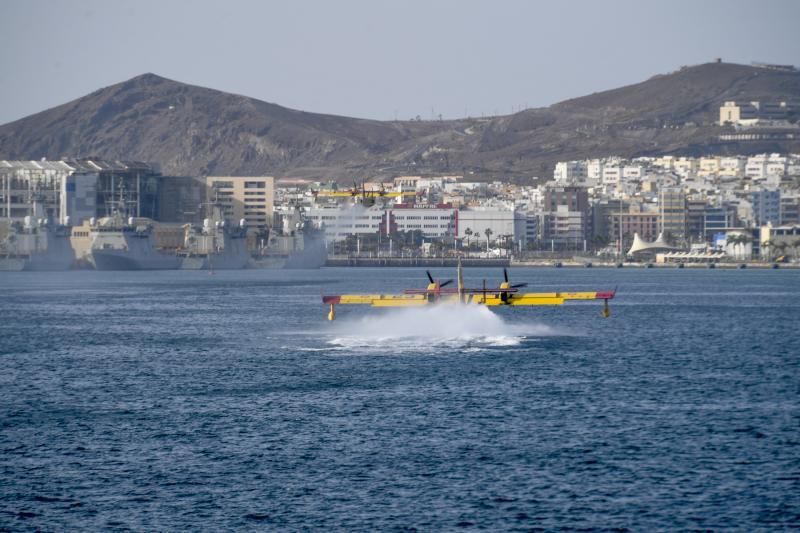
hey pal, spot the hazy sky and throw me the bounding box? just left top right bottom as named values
left=2, top=0, right=799, bottom=125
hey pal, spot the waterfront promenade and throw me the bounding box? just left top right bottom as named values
left=325, top=254, right=799, bottom=268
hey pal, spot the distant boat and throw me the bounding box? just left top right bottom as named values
left=0, top=216, right=74, bottom=272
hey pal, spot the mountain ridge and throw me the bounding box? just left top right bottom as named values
left=1, top=62, right=798, bottom=181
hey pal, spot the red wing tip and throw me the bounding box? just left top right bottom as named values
left=322, top=295, right=341, bottom=304
left=596, top=291, right=616, bottom=300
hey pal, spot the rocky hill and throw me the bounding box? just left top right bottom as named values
left=1, top=62, right=798, bottom=181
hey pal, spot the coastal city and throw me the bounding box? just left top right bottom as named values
left=3, top=1, right=800, bottom=531
left=2, top=144, right=799, bottom=270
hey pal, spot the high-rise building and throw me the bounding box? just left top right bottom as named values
left=703, top=206, right=737, bottom=238
left=544, top=186, right=589, bottom=213
left=541, top=206, right=587, bottom=250
left=780, top=195, right=799, bottom=225
left=749, top=188, right=781, bottom=226
left=687, top=199, right=708, bottom=240
left=658, top=188, right=687, bottom=240
left=543, top=185, right=591, bottom=247
left=591, top=199, right=630, bottom=245
left=609, top=212, right=660, bottom=242
left=205, top=176, right=274, bottom=230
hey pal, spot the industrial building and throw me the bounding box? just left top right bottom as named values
left=0, top=159, right=188, bottom=226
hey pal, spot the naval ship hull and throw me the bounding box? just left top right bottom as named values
left=0, top=257, right=27, bottom=271
left=179, top=236, right=250, bottom=270
left=26, top=236, right=75, bottom=271
left=0, top=235, right=75, bottom=271
left=91, top=229, right=249, bottom=271
left=91, top=249, right=182, bottom=270
left=248, top=236, right=327, bottom=269
left=89, top=233, right=181, bottom=270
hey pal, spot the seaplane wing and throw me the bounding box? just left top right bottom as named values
left=322, top=260, right=616, bottom=320
left=465, top=290, right=614, bottom=306
left=323, top=294, right=429, bottom=306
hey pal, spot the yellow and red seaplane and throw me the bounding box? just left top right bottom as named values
left=322, top=259, right=616, bottom=320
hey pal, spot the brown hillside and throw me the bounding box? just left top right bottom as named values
left=1, top=62, right=798, bottom=181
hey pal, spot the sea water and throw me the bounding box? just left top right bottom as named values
left=1, top=268, right=798, bottom=529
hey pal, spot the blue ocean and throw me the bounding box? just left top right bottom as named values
left=1, top=267, right=798, bottom=530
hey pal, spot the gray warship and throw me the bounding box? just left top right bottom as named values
left=88, top=213, right=183, bottom=270
left=0, top=215, right=75, bottom=271
left=249, top=207, right=326, bottom=269
left=178, top=216, right=250, bottom=270
left=89, top=203, right=251, bottom=271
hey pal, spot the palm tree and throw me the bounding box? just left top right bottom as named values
left=464, top=227, right=472, bottom=249
left=592, top=234, right=609, bottom=252
left=792, top=238, right=800, bottom=261
left=774, top=241, right=788, bottom=262
left=484, top=227, right=493, bottom=252
left=727, top=234, right=740, bottom=259
left=727, top=233, right=751, bottom=260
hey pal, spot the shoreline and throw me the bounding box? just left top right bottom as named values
left=324, top=257, right=799, bottom=269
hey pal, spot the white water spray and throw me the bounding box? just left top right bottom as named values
left=326, top=303, right=564, bottom=353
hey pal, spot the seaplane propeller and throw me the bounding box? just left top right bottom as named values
left=426, top=270, right=453, bottom=287
left=498, top=268, right=527, bottom=303
left=502, top=268, right=528, bottom=289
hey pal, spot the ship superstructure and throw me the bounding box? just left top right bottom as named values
left=0, top=194, right=75, bottom=271
left=0, top=214, right=75, bottom=271
left=179, top=210, right=250, bottom=270
left=249, top=206, right=326, bottom=269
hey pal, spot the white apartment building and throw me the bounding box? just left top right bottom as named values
left=744, top=155, right=767, bottom=179
left=457, top=206, right=523, bottom=246
left=623, top=164, right=645, bottom=180
left=306, top=205, right=384, bottom=240
left=587, top=159, right=603, bottom=181
left=390, top=204, right=457, bottom=238
left=393, top=175, right=422, bottom=189
left=554, top=161, right=588, bottom=183
left=653, top=156, right=675, bottom=171
left=719, top=101, right=794, bottom=126
left=393, top=175, right=461, bottom=192
left=745, top=155, right=784, bottom=180
left=719, top=156, right=747, bottom=177
left=698, top=157, right=721, bottom=177
left=305, top=204, right=458, bottom=241
left=787, top=159, right=800, bottom=177
left=766, top=157, right=788, bottom=178
left=673, top=157, right=697, bottom=178
left=602, top=164, right=622, bottom=186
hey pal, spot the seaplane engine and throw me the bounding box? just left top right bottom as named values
left=500, top=268, right=527, bottom=304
